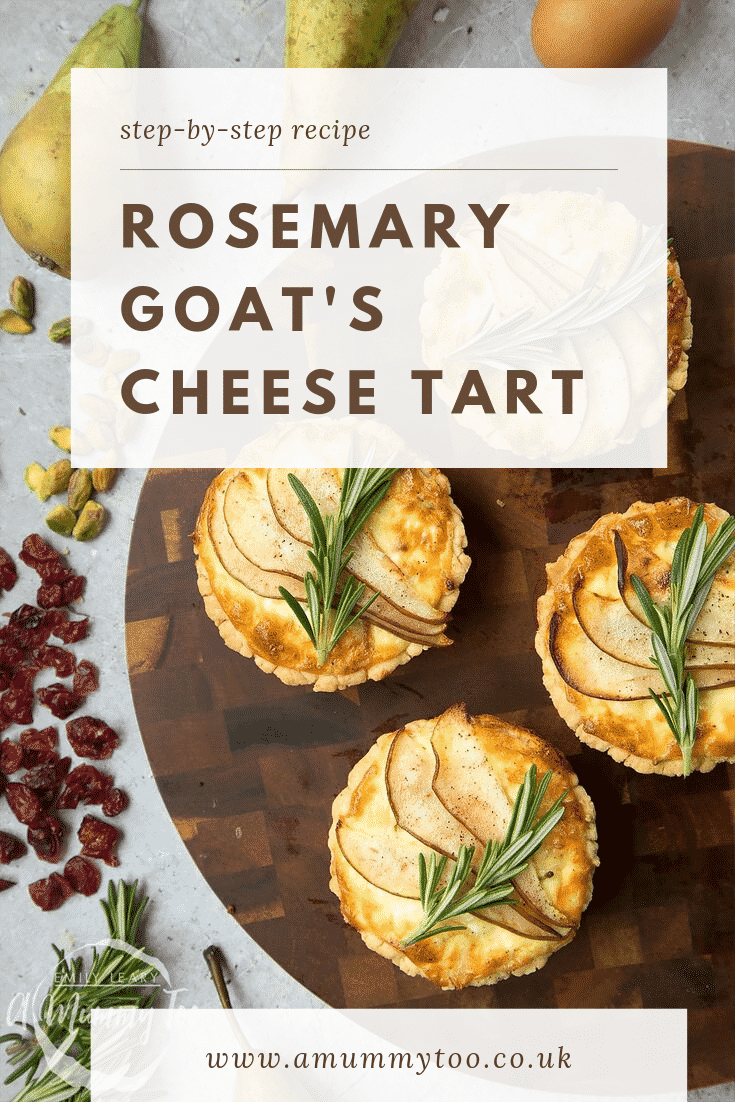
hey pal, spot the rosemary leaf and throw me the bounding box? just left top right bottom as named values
left=2, top=882, right=162, bottom=1102
left=401, top=766, right=566, bottom=948
left=630, top=506, right=735, bottom=776
left=279, top=467, right=400, bottom=666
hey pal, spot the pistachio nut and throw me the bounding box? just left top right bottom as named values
left=48, top=425, right=72, bottom=452
left=72, top=500, right=106, bottom=541
left=48, top=317, right=72, bottom=343
left=9, top=276, right=35, bottom=320
left=92, top=467, right=117, bottom=493
left=73, top=335, right=109, bottom=367
left=67, top=468, right=92, bottom=512
left=24, top=462, right=48, bottom=500
left=70, top=317, right=92, bottom=338
left=83, top=418, right=115, bottom=451
left=40, top=459, right=72, bottom=498
left=46, top=505, right=77, bottom=537
left=78, top=394, right=116, bottom=422
left=106, top=349, right=140, bottom=375
left=0, top=309, right=33, bottom=335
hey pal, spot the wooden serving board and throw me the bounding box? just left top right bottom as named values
left=125, top=143, right=734, bottom=1091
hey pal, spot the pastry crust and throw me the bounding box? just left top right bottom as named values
left=536, top=499, right=735, bottom=775
left=667, top=246, right=692, bottom=405
left=328, top=706, right=597, bottom=990
left=194, top=468, right=470, bottom=692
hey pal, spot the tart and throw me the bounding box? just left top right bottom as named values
left=420, top=190, right=678, bottom=461
left=536, top=499, right=735, bottom=775
left=193, top=468, right=470, bottom=692
left=328, top=704, right=597, bottom=990
left=667, top=240, right=692, bottom=405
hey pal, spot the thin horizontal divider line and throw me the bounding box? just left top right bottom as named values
left=118, top=166, right=620, bottom=171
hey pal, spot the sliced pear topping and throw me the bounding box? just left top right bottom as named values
left=385, top=728, right=479, bottom=857
left=207, top=477, right=306, bottom=600
left=572, top=581, right=735, bottom=670
left=430, top=705, right=574, bottom=932
left=268, top=468, right=448, bottom=627
left=336, top=821, right=426, bottom=899
left=615, top=529, right=735, bottom=646
left=550, top=606, right=735, bottom=700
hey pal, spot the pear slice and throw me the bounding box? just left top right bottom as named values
left=383, top=726, right=564, bottom=940
left=210, top=483, right=448, bottom=644
left=572, top=580, right=735, bottom=670
left=615, top=529, right=735, bottom=647
left=224, top=470, right=312, bottom=577
left=550, top=604, right=735, bottom=700
left=267, top=468, right=448, bottom=627
left=335, top=822, right=563, bottom=941
left=385, top=727, right=479, bottom=856
left=430, top=705, right=574, bottom=933
left=207, top=477, right=306, bottom=600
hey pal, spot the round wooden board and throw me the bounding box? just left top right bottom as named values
left=125, top=143, right=735, bottom=1090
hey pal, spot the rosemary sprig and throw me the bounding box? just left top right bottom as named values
left=401, top=765, right=566, bottom=948
left=631, top=505, right=735, bottom=776
left=0, top=881, right=162, bottom=1102
left=444, top=224, right=666, bottom=372
left=278, top=467, right=399, bottom=666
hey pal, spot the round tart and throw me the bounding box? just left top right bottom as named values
left=667, top=240, right=692, bottom=405
left=536, top=498, right=735, bottom=775
left=193, top=468, right=470, bottom=692
left=328, top=704, right=597, bottom=990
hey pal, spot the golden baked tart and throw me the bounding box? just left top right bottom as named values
left=329, top=704, right=597, bottom=990
left=193, top=468, right=470, bottom=692
left=536, top=499, right=735, bottom=775
left=667, top=240, right=692, bottom=405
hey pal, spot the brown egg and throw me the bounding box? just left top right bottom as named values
left=531, top=0, right=681, bottom=67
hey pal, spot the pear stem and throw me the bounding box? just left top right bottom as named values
left=129, top=0, right=143, bottom=12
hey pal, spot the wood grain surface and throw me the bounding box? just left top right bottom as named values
left=125, top=143, right=735, bottom=1091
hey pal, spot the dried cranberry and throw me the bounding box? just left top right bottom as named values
left=52, top=616, right=89, bottom=644
left=0, top=739, right=25, bottom=774
left=0, top=549, right=17, bottom=593
left=1, top=683, right=35, bottom=726
left=78, top=815, right=120, bottom=867
left=0, top=644, right=23, bottom=674
left=52, top=871, right=75, bottom=901
left=73, top=661, right=98, bottom=698
left=5, top=782, right=44, bottom=825
left=56, top=756, right=72, bottom=781
left=61, top=576, right=85, bottom=605
left=7, top=604, right=53, bottom=647
left=28, top=873, right=73, bottom=910
left=19, top=727, right=57, bottom=765
left=28, top=816, right=64, bottom=863
left=57, top=764, right=112, bottom=809
left=63, top=856, right=101, bottom=896
left=36, top=645, right=76, bottom=679
left=66, top=717, right=119, bottom=760
left=37, top=684, right=82, bottom=720
left=0, top=878, right=14, bottom=891
left=0, top=831, right=26, bottom=863
left=0, top=772, right=5, bottom=796
left=101, top=788, right=128, bottom=818
left=21, top=763, right=60, bottom=809
left=19, top=536, right=73, bottom=583
left=36, top=583, right=65, bottom=610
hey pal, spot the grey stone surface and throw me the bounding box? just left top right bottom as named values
left=0, top=0, right=732, bottom=1096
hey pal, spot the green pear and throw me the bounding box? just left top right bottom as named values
left=285, top=0, right=422, bottom=67
left=0, top=0, right=143, bottom=279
